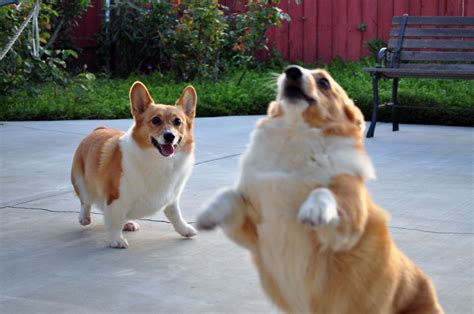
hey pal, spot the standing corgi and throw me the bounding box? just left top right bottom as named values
left=197, top=66, right=443, bottom=313
left=71, top=82, right=197, bottom=248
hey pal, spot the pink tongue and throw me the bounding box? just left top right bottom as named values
left=160, top=144, right=175, bottom=157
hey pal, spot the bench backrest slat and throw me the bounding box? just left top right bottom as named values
left=399, top=51, right=474, bottom=62
left=392, top=16, right=474, bottom=25
left=388, top=38, right=474, bottom=50
left=397, top=63, right=474, bottom=71
left=389, top=28, right=474, bottom=37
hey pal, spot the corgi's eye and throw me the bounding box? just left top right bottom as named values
left=173, top=117, right=182, bottom=126
left=317, top=78, right=330, bottom=90
left=152, top=116, right=162, bottom=125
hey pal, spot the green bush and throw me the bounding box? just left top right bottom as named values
left=0, top=0, right=90, bottom=95
left=1, top=58, right=473, bottom=126
left=97, top=0, right=289, bottom=80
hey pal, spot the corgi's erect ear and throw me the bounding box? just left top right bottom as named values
left=130, top=81, right=154, bottom=117
left=176, top=86, right=197, bottom=119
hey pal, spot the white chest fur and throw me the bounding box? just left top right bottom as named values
left=237, top=120, right=375, bottom=311
left=118, top=131, right=194, bottom=219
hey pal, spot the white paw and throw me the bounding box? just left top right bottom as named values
left=298, top=188, right=340, bottom=227
left=196, top=208, right=220, bottom=231
left=123, top=221, right=140, bottom=232
left=78, top=212, right=91, bottom=226
left=175, top=223, right=197, bottom=238
left=196, top=189, right=237, bottom=231
left=108, top=237, right=129, bottom=249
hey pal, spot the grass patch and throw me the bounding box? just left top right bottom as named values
left=1, top=58, right=473, bottom=126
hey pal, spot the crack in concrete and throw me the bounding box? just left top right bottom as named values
left=7, top=205, right=188, bottom=224
left=0, top=153, right=242, bottom=208
left=194, top=153, right=242, bottom=166
left=6, top=205, right=472, bottom=235
left=2, top=124, right=88, bottom=136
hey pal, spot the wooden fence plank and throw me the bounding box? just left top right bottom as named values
left=421, top=0, right=439, bottom=16
left=446, top=0, right=463, bottom=15
left=289, top=0, right=304, bottom=62
left=347, top=0, right=362, bottom=61
left=378, top=0, right=393, bottom=40
left=409, top=0, right=422, bottom=16
left=303, top=0, right=318, bottom=63
left=465, top=0, right=474, bottom=16
left=276, top=0, right=290, bottom=61
left=361, top=0, right=378, bottom=58
left=317, top=0, right=333, bottom=63
left=394, top=0, right=410, bottom=16
left=333, top=0, right=348, bottom=60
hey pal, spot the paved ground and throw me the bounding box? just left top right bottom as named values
left=0, top=118, right=472, bottom=313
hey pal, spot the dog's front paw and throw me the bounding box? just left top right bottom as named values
left=298, top=188, right=340, bottom=228
left=175, top=223, right=197, bottom=238
left=196, top=208, right=219, bottom=231
left=108, top=236, right=129, bottom=249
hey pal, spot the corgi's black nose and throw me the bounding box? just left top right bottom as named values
left=285, top=66, right=302, bottom=80
left=163, top=131, right=175, bottom=143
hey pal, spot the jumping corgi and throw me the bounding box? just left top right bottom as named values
left=197, top=66, right=443, bottom=313
left=71, top=82, right=197, bottom=248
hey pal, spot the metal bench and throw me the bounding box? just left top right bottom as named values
left=363, top=15, right=474, bottom=138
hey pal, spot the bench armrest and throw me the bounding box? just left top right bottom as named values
left=376, top=48, right=389, bottom=68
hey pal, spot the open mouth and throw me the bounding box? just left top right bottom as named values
left=151, top=137, right=175, bottom=157
left=283, top=84, right=315, bottom=103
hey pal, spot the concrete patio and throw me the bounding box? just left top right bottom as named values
left=0, top=117, right=472, bottom=313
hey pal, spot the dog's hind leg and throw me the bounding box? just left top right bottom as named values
left=103, top=203, right=128, bottom=248
left=71, top=172, right=92, bottom=226
left=197, top=188, right=258, bottom=250
left=123, top=221, right=140, bottom=231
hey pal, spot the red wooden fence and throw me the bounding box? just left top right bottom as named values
left=241, top=0, right=474, bottom=63
left=75, top=0, right=474, bottom=66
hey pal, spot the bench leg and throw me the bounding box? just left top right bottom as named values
left=391, top=78, right=399, bottom=131
left=366, top=74, right=379, bottom=138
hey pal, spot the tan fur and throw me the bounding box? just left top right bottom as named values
left=71, top=128, right=123, bottom=206
left=198, top=67, right=442, bottom=313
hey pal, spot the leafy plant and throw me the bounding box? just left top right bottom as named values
left=0, top=0, right=90, bottom=96
left=97, top=0, right=291, bottom=81
left=365, top=38, right=387, bottom=57
left=227, top=0, right=290, bottom=84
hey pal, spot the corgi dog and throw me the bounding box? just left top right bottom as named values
left=71, top=82, right=198, bottom=248
left=197, top=66, right=443, bottom=313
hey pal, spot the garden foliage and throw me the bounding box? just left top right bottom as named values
left=98, top=0, right=290, bottom=80
left=0, top=1, right=91, bottom=96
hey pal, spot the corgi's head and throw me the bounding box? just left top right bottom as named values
left=129, top=81, right=197, bottom=157
left=269, top=65, right=365, bottom=137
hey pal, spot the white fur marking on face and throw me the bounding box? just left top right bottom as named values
left=298, top=188, right=339, bottom=227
